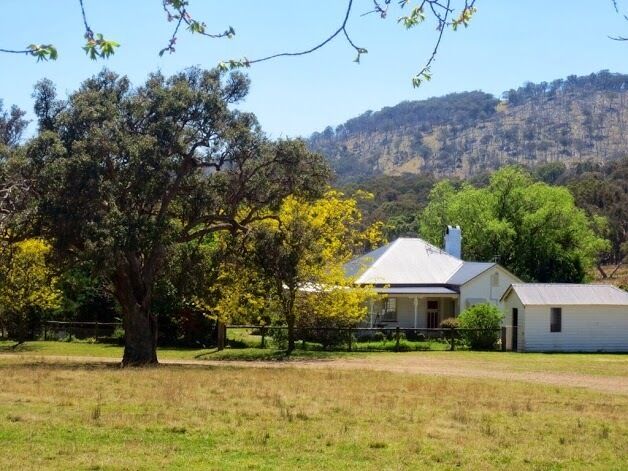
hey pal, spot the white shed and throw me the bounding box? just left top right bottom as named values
left=501, top=284, right=628, bottom=352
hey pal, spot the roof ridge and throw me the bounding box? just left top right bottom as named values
left=513, top=283, right=621, bottom=287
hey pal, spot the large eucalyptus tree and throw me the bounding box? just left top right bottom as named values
left=26, top=68, right=329, bottom=365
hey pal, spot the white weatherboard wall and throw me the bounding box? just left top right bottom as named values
left=522, top=305, right=628, bottom=352
left=459, top=265, right=519, bottom=311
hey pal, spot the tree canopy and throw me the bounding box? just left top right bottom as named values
left=419, top=166, right=609, bottom=282
left=0, top=238, right=60, bottom=343
left=213, top=190, right=382, bottom=352
left=24, top=67, right=329, bottom=365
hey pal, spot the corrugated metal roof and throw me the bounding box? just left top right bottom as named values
left=505, top=283, right=628, bottom=306
left=344, top=241, right=392, bottom=277
left=447, top=262, right=495, bottom=285
left=377, top=287, right=458, bottom=295
left=350, top=238, right=464, bottom=285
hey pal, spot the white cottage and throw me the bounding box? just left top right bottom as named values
left=346, top=228, right=520, bottom=329
left=501, top=283, right=628, bottom=352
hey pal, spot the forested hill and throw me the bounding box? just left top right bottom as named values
left=308, top=71, right=628, bottom=182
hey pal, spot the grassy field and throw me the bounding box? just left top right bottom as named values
left=2, top=340, right=628, bottom=377
left=0, top=340, right=346, bottom=361
left=0, top=355, right=626, bottom=470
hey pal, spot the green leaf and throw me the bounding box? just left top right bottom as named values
left=28, top=44, right=58, bottom=62
left=398, top=7, right=425, bottom=29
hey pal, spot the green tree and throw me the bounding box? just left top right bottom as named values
left=565, top=158, right=628, bottom=268
left=0, top=239, right=61, bottom=344
left=419, top=166, right=609, bottom=282
left=26, top=68, right=329, bottom=365
left=457, top=303, right=502, bottom=350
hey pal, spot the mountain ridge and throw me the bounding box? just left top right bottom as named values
left=307, top=71, right=628, bottom=182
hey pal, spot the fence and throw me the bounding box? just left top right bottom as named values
left=42, top=321, right=122, bottom=341
left=222, top=325, right=508, bottom=352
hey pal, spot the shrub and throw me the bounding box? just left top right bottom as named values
left=457, top=304, right=503, bottom=350
left=295, top=315, right=357, bottom=349
left=111, top=326, right=125, bottom=345
left=270, top=327, right=288, bottom=349
left=371, top=331, right=386, bottom=342
left=440, top=317, right=459, bottom=329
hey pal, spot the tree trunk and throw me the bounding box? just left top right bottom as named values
left=121, top=303, right=158, bottom=366
left=283, top=289, right=296, bottom=354
left=113, top=256, right=160, bottom=367
left=287, top=315, right=295, bottom=354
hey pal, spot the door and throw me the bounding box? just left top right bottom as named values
left=427, top=300, right=440, bottom=328
left=511, top=308, right=518, bottom=352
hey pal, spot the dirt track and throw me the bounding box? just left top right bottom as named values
left=2, top=353, right=627, bottom=395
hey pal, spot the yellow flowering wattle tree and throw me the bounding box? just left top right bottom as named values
left=214, top=190, right=383, bottom=352
left=0, top=239, right=61, bottom=344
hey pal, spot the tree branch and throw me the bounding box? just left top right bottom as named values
left=245, top=0, right=367, bottom=66
left=160, top=0, right=234, bottom=56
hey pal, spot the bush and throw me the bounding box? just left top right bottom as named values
left=457, top=304, right=503, bottom=350
left=111, top=326, right=125, bottom=345
left=295, top=315, right=357, bottom=349
left=270, top=327, right=288, bottom=349
left=157, top=307, right=217, bottom=347
left=371, top=331, right=386, bottom=342
left=440, top=317, right=459, bottom=329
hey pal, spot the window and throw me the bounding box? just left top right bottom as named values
left=550, top=307, right=562, bottom=332
left=382, top=298, right=397, bottom=322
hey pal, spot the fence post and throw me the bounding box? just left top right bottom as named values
left=43, top=322, right=47, bottom=341
left=261, top=325, right=266, bottom=349
left=217, top=322, right=226, bottom=351
left=348, top=328, right=352, bottom=352
left=501, top=327, right=506, bottom=351
left=450, top=328, right=455, bottom=351
left=94, top=321, right=99, bottom=340
left=395, top=327, right=400, bottom=352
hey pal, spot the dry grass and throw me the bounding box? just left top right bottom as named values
left=0, top=356, right=627, bottom=470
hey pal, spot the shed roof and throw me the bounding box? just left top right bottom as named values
left=502, top=283, right=628, bottom=306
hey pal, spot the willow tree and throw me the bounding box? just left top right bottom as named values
left=26, top=68, right=329, bottom=365
left=419, top=166, right=609, bottom=282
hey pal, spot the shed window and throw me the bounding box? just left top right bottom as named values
left=382, top=298, right=397, bottom=322
left=550, top=307, right=562, bottom=332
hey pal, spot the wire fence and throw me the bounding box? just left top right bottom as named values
left=42, top=321, right=123, bottom=341
left=223, top=325, right=510, bottom=352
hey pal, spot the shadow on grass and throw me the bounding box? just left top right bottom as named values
left=195, top=347, right=347, bottom=362
left=0, top=342, right=39, bottom=353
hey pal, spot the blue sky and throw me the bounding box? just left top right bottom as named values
left=1, top=0, right=627, bottom=138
